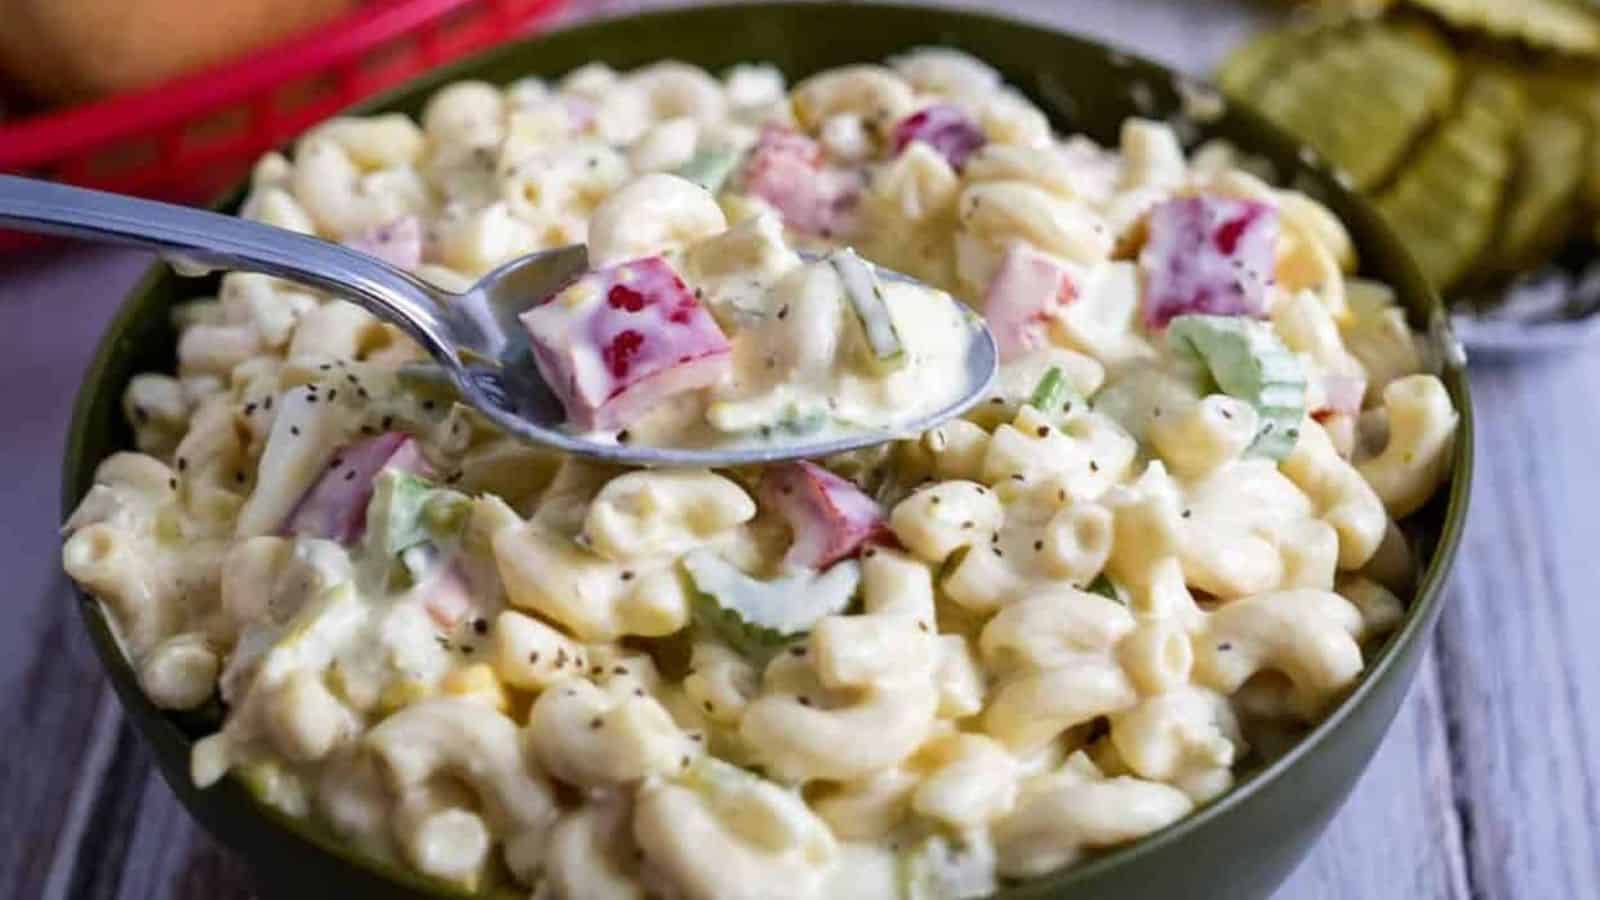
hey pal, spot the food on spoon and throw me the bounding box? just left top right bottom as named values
left=520, top=255, right=733, bottom=433
left=830, top=247, right=907, bottom=372
left=519, top=212, right=971, bottom=447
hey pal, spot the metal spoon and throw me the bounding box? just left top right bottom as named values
left=0, top=174, right=997, bottom=466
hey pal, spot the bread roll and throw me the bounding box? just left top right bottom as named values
left=0, top=0, right=358, bottom=103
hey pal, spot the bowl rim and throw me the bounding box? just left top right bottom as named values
left=60, top=3, right=1474, bottom=896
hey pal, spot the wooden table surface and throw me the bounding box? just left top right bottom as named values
left=4, top=2, right=1597, bottom=898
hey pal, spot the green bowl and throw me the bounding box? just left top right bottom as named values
left=61, top=4, right=1473, bottom=899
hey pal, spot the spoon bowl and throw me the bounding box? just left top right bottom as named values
left=0, top=174, right=997, bottom=466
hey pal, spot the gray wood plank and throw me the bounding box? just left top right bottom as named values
left=110, top=764, right=255, bottom=900
left=60, top=720, right=166, bottom=900
left=0, top=246, right=158, bottom=897
left=40, top=693, right=126, bottom=900
left=0, top=244, right=261, bottom=900
left=1430, top=355, right=1600, bottom=900
left=1279, top=651, right=1471, bottom=900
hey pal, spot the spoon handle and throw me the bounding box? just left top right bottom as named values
left=0, top=174, right=457, bottom=359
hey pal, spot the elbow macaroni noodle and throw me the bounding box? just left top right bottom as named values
left=59, top=49, right=1459, bottom=899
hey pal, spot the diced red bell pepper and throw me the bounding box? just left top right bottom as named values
left=983, top=243, right=1079, bottom=362
left=738, top=125, right=864, bottom=238
left=891, top=104, right=986, bottom=170
left=761, top=461, right=890, bottom=571
left=283, top=432, right=429, bottom=544
left=520, top=255, right=733, bottom=432
left=343, top=216, right=422, bottom=270
left=1139, top=196, right=1278, bottom=329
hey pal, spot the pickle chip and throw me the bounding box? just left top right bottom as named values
left=1408, top=0, right=1600, bottom=56
left=1228, top=7, right=1600, bottom=299
left=1217, top=20, right=1326, bottom=98
left=1519, top=66, right=1600, bottom=222
left=1375, top=72, right=1522, bottom=291
left=1228, top=20, right=1458, bottom=190
left=1489, top=107, right=1588, bottom=276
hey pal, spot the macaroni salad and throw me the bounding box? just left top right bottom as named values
left=61, top=49, right=1459, bottom=900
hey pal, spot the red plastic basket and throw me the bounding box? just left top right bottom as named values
left=0, top=0, right=568, bottom=249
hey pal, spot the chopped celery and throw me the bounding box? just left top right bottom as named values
left=764, top=407, right=831, bottom=438
left=1166, top=314, right=1308, bottom=460
left=1085, top=573, right=1123, bottom=605
left=366, top=470, right=470, bottom=560
left=675, top=148, right=745, bottom=194
left=683, top=551, right=859, bottom=655
left=830, top=248, right=907, bottom=372
left=756, top=404, right=835, bottom=441
left=366, top=471, right=433, bottom=559
left=1027, top=366, right=1074, bottom=414
left=366, top=470, right=470, bottom=589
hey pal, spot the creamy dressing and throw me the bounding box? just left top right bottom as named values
left=576, top=240, right=974, bottom=451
